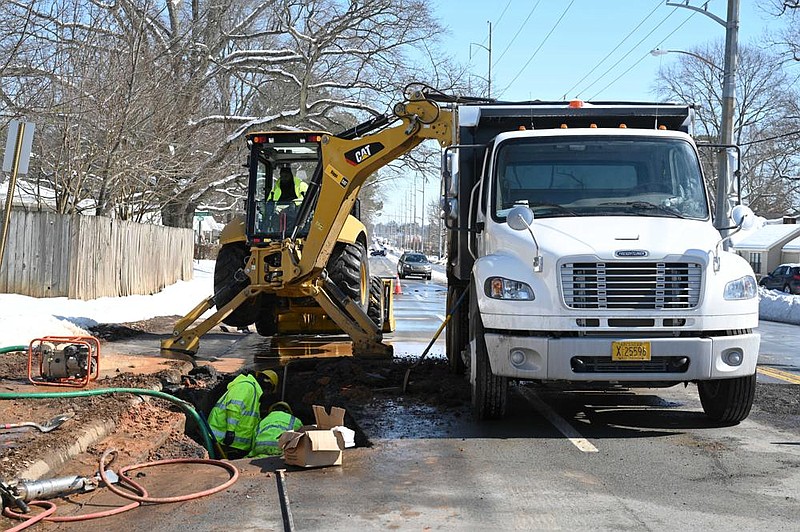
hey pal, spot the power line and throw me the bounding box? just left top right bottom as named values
left=561, top=0, right=662, bottom=100
left=492, top=1, right=542, bottom=69
left=740, top=129, right=800, bottom=146
left=576, top=7, right=680, bottom=98
left=587, top=10, right=697, bottom=100
left=475, top=0, right=514, bottom=49
left=496, top=0, right=576, bottom=99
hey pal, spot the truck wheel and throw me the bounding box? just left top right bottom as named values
left=254, top=295, right=278, bottom=337
left=367, top=276, right=383, bottom=328
left=446, top=284, right=467, bottom=375
left=469, top=280, right=507, bottom=419
left=214, top=243, right=259, bottom=327
left=328, top=241, right=369, bottom=312
left=697, top=374, right=756, bottom=423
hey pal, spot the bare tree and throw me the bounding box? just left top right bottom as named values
left=1, top=0, right=466, bottom=228
left=655, top=41, right=800, bottom=216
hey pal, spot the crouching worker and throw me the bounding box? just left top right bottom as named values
left=248, top=402, right=303, bottom=458
left=208, top=370, right=279, bottom=459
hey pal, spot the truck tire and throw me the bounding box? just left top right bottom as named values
left=214, top=243, right=259, bottom=327
left=697, top=374, right=756, bottom=423
left=469, top=280, right=508, bottom=419
left=328, top=241, right=370, bottom=312
left=446, top=284, right=467, bottom=375
left=367, top=275, right=383, bottom=328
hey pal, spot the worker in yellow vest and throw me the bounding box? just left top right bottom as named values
left=248, top=402, right=303, bottom=458
left=208, top=370, right=279, bottom=458
left=268, top=166, right=308, bottom=203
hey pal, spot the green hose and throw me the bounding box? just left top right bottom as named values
left=0, top=345, right=28, bottom=354
left=0, top=388, right=216, bottom=458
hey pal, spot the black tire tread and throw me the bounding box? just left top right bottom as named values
left=328, top=242, right=368, bottom=310
left=214, top=243, right=259, bottom=327
left=698, top=373, right=756, bottom=423
left=367, top=276, right=383, bottom=328
left=470, top=280, right=507, bottom=419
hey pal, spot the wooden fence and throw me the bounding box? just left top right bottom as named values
left=0, top=211, right=194, bottom=299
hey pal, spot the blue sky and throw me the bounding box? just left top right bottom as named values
left=379, top=0, right=780, bottom=229
left=433, top=0, right=775, bottom=102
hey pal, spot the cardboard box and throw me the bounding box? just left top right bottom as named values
left=278, top=405, right=347, bottom=467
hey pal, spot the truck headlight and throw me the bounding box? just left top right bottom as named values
left=485, top=277, right=534, bottom=300
left=724, top=275, right=757, bottom=300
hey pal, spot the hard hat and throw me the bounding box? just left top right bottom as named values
left=256, top=369, right=279, bottom=390
left=269, top=401, right=293, bottom=415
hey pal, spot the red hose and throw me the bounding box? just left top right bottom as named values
left=3, top=501, right=57, bottom=531
left=3, top=450, right=238, bottom=527
left=99, top=449, right=239, bottom=504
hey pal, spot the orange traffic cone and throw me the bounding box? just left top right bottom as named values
left=394, top=274, right=403, bottom=295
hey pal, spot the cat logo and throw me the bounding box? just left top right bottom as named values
left=344, top=142, right=385, bottom=166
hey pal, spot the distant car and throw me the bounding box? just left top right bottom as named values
left=370, top=248, right=386, bottom=256
left=759, top=263, right=800, bottom=294
left=397, top=252, right=432, bottom=280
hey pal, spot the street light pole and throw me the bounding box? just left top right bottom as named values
left=667, top=0, right=740, bottom=243
left=718, top=0, right=740, bottom=243
left=470, top=21, right=492, bottom=98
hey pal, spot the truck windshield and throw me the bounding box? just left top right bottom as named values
left=492, top=136, right=709, bottom=221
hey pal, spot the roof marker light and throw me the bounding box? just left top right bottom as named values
left=518, top=126, right=527, bottom=131
left=658, top=125, right=667, bottom=130
left=590, top=123, right=597, bottom=128
left=560, top=124, right=568, bottom=129
left=619, top=124, right=627, bottom=128
left=568, top=100, right=584, bottom=108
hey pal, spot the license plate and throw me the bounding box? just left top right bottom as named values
left=611, top=341, right=651, bottom=361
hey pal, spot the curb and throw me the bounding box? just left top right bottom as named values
left=18, top=360, right=195, bottom=480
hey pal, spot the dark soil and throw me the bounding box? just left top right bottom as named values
left=750, top=382, right=800, bottom=434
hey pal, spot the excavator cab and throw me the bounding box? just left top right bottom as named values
left=246, top=132, right=323, bottom=244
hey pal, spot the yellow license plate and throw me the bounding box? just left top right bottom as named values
left=611, top=341, right=651, bottom=361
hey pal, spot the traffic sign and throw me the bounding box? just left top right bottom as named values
left=3, top=121, right=35, bottom=174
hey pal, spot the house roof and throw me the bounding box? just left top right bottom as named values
left=782, top=233, right=800, bottom=252
left=733, top=223, right=800, bottom=251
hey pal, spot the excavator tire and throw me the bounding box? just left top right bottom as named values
left=328, top=241, right=370, bottom=312
left=367, top=275, right=384, bottom=328
left=214, top=242, right=259, bottom=327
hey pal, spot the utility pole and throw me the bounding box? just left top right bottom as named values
left=667, top=0, right=739, bottom=243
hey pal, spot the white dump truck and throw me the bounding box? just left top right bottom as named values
left=442, top=100, right=759, bottom=422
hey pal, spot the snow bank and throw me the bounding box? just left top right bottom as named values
left=758, top=286, right=800, bottom=325
left=0, top=261, right=215, bottom=347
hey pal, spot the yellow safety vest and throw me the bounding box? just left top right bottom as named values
left=208, top=374, right=263, bottom=452
left=268, top=177, right=308, bottom=202
left=248, top=411, right=303, bottom=458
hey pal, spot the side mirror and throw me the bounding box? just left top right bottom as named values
left=507, top=205, right=534, bottom=231
left=731, top=205, right=754, bottom=231
left=443, top=198, right=458, bottom=222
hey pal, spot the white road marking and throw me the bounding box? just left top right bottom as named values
left=518, top=387, right=599, bottom=453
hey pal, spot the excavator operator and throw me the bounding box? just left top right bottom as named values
left=268, top=165, right=307, bottom=203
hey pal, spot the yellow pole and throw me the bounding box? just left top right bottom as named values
left=0, top=121, right=26, bottom=273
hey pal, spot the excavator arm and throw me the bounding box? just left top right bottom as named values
left=162, top=90, right=455, bottom=356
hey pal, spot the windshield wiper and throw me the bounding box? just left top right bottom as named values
left=529, top=201, right=578, bottom=216
left=597, top=201, right=684, bottom=218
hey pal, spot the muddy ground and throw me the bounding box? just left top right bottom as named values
left=0, top=317, right=797, bottom=486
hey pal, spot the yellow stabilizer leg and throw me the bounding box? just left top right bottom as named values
left=161, top=287, right=255, bottom=355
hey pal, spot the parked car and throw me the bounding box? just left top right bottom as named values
left=759, top=263, right=800, bottom=294
left=397, top=252, right=432, bottom=280
left=370, top=247, right=386, bottom=256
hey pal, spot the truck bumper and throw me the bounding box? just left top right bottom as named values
left=483, top=332, right=760, bottom=382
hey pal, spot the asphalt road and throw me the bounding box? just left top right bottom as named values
left=50, top=256, right=800, bottom=530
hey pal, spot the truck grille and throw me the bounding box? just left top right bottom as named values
left=561, top=262, right=702, bottom=310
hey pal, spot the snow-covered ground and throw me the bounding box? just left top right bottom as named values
left=0, top=260, right=796, bottom=348
left=0, top=261, right=215, bottom=347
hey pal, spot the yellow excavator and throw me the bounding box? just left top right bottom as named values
left=161, top=88, right=454, bottom=357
